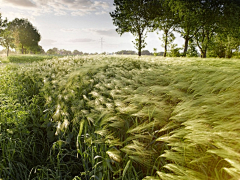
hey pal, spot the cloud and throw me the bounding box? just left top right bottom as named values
left=36, top=0, right=110, bottom=16
left=1, top=11, right=37, bottom=24
left=69, top=38, right=95, bottom=43
left=60, top=28, right=119, bottom=38
left=1, top=0, right=112, bottom=16
left=95, top=10, right=107, bottom=15
left=2, top=0, right=37, bottom=7
left=83, top=28, right=119, bottom=37
left=61, top=28, right=81, bottom=32
left=39, top=39, right=57, bottom=46
left=71, top=11, right=91, bottom=16
left=54, top=9, right=67, bottom=16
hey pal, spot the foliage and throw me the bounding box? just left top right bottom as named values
left=153, top=48, right=158, bottom=56
left=207, top=33, right=240, bottom=58
left=115, top=50, right=136, bottom=55
left=73, top=50, right=83, bottom=56
left=8, top=18, right=41, bottom=54
left=0, top=14, right=14, bottom=57
left=110, top=0, right=156, bottom=56
left=154, top=0, right=178, bottom=57
left=109, top=0, right=240, bottom=59
left=186, top=41, right=199, bottom=57
left=193, top=0, right=240, bottom=58
left=1, top=55, right=240, bottom=180
left=7, top=55, right=56, bottom=63
left=168, top=0, right=199, bottom=56
left=0, top=13, right=7, bottom=33
left=141, top=50, right=152, bottom=55
left=158, top=31, right=175, bottom=57
left=168, top=44, right=182, bottom=57
left=0, top=28, right=15, bottom=56
left=46, top=47, right=83, bottom=56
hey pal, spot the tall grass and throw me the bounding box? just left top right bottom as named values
left=0, top=55, right=240, bottom=179
left=0, top=54, right=58, bottom=64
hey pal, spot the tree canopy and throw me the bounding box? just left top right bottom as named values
left=0, top=28, right=15, bottom=56
left=110, top=0, right=240, bottom=58
left=110, top=0, right=157, bottom=56
left=8, top=18, right=41, bottom=54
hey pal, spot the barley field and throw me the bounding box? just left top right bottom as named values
left=0, top=55, right=240, bottom=180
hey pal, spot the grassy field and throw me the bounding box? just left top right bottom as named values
left=0, top=55, right=240, bottom=180
left=0, top=54, right=58, bottom=64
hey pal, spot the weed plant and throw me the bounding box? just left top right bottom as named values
left=0, top=56, right=240, bottom=179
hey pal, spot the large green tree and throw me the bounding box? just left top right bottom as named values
left=168, top=0, right=200, bottom=56
left=0, top=14, right=14, bottom=56
left=192, top=0, right=240, bottom=58
left=153, top=0, right=178, bottom=57
left=169, top=0, right=240, bottom=58
left=9, top=18, right=41, bottom=54
left=0, top=28, right=15, bottom=56
left=194, top=0, right=226, bottom=58
left=110, top=0, right=157, bottom=56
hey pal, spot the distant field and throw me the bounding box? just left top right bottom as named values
left=0, top=54, right=59, bottom=64
left=0, top=55, right=239, bottom=180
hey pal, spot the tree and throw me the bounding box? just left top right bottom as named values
left=141, top=50, right=151, bottom=55
left=0, top=29, right=15, bottom=56
left=47, top=48, right=58, bottom=55
left=110, top=0, right=156, bottom=56
left=168, top=44, right=182, bottom=57
left=115, top=50, right=136, bottom=55
left=0, top=15, right=14, bottom=56
left=29, top=45, right=45, bottom=54
left=9, top=18, right=41, bottom=54
left=193, top=1, right=222, bottom=58
left=59, top=49, right=72, bottom=55
left=73, top=50, right=83, bottom=56
left=154, top=0, right=179, bottom=57
left=0, top=13, right=7, bottom=34
left=186, top=40, right=199, bottom=57
left=192, top=0, right=240, bottom=58
left=153, top=48, right=158, bottom=56
left=218, top=0, right=240, bottom=58
left=168, top=0, right=200, bottom=56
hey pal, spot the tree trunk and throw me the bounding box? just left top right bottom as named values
left=7, top=46, right=9, bottom=57
left=164, top=31, right=168, bottom=57
left=138, top=33, right=142, bottom=57
left=183, top=37, right=189, bottom=56
left=201, top=50, right=207, bottom=58
left=21, top=44, right=24, bottom=54
left=196, top=34, right=207, bottom=58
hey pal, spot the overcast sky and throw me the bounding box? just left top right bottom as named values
left=0, top=0, right=184, bottom=53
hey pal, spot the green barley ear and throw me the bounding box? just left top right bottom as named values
left=122, top=160, right=131, bottom=180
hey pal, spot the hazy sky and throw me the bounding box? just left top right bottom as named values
left=0, top=0, right=184, bottom=53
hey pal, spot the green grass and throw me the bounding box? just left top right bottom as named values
left=8, top=54, right=59, bottom=63
left=0, top=55, right=8, bottom=63
left=0, top=54, right=59, bottom=64
left=0, top=55, right=240, bottom=179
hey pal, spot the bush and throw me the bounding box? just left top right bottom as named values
left=168, top=44, right=182, bottom=57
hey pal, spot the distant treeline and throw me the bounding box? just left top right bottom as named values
left=115, top=50, right=165, bottom=56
